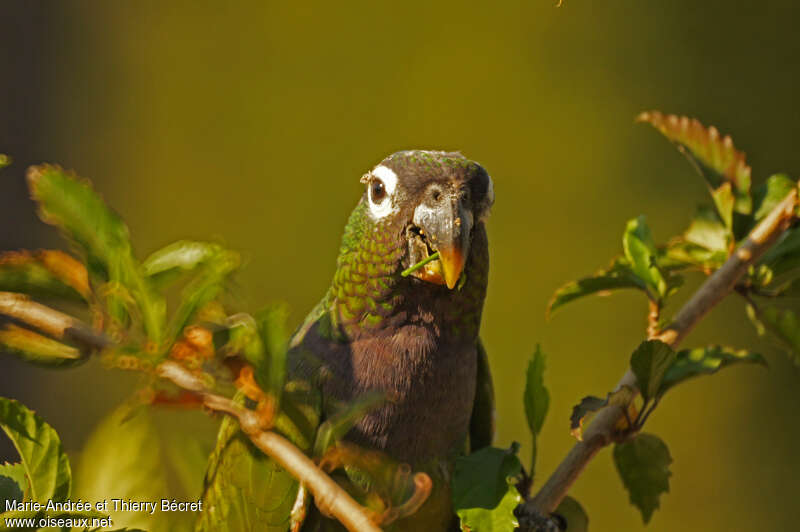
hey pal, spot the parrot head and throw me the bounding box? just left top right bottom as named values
left=357, top=150, right=494, bottom=289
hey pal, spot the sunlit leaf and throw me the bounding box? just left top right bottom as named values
left=0, top=324, right=86, bottom=368
left=554, top=496, right=589, bottom=532
left=0, top=463, right=26, bottom=503
left=630, top=340, right=677, bottom=402
left=614, top=433, right=672, bottom=524
left=623, top=216, right=666, bottom=299
left=0, top=397, right=71, bottom=503
left=27, top=165, right=165, bottom=342
left=256, top=304, right=290, bottom=405
left=523, top=346, right=549, bottom=473
left=0, top=250, right=90, bottom=302
left=547, top=257, right=646, bottom=317
left=637, top=111, right=752, bottom=215
left=0, top=155, right=10, bottom=170
left=753, top=174, right=795, bottom=221
left=758, top=306, right=800, bottom=365
left=453, top=445, right=523, bottom=532
left=684, top=206, right=729, bottom=253
left=142, top=240, right=224, bottom=288
left=659, top=346, right=766, bottom=395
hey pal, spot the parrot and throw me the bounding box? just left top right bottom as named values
left=197, top=150, right=495, bottom=532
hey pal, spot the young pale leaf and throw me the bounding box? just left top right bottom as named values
left=630, top=340, right=677, bottom=402
left=142, top=240, right=224, bottom=288
left=0, top=397, right=71, bottom=503
left=711, top=182, right=735, bottom=230
left=453, top=445, right=523, bottom=532
left=660, top=346, right=766, bottom=395
left=758, top=306, right=800, bottom=365
left=623, top=216, right=666, bottom=299
left=0, top=324, right=86, bottom=368
left=637, top=111, right=752, bottom=215
left=613, top=433, right=672, bottom=524
left=0, top=463, right=26, bottom=503
left=753, top=174, right=796, bottom=221
left=554, top=496, right=589, bottom=532
left=523, top=346, right=549, bottom=473
left=547, top=257, right=646, bottom=317
left=27, top=165, right=165, bottom=342
left=684, top=206, right=729, bottom=254
left=0, top=250, right=90, bottom=302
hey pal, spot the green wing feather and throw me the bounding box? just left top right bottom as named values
left=469, top=338, right=495, bottom=452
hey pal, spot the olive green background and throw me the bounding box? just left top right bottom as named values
left=2, top=1, right=800, bottom=530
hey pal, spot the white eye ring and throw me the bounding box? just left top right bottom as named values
left=366, top=165, right=398, bottom=219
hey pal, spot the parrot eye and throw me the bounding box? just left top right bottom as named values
left=370, top=179, right=387, bottom=204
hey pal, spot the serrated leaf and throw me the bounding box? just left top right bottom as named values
left=0, top=397, right=71, bottom=503
left=0, top=324, right=86, bottom=368
left=554, top=496, right=589, bottom=532
left=659, top=346, right=766, bottom=395
left=166, top=248, right=239, bottom=344
left=613, top=433, right=672, bottom=524
left=27, top=165, right=165, bottom=342
left=523, top=346, right=549, bottom=474
left=637, top=111, right=752, bottom=215
left=758, top=306, right=800, bottom=365
left=630, top=340, right=677, bottom=402
left=0, top=250, right=90, bottom=302
left=753, top=174, right=796, bottom=221
left=569, top=396, right=606, bottom=441
left=623, top=216, right=666, bottom=299
left=0, top=463, right=26, bottom=503
left=547, top=257, right=646, bottom=317
left=453, top=445, right=523, bottom=532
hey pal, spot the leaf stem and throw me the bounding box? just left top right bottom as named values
left=401, top=252, right=440, bottom=277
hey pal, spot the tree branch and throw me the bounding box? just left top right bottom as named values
left=528, top=185, right=799, bottom=516
left=0, top=294, right=382, bottom=532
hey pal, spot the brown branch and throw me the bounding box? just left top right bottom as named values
left=528, top=185, right=799, bottom=516
left=0, top=295, right=381, bottom=532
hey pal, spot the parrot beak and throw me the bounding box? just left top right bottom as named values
left=409, top=193, right=472, bottom=289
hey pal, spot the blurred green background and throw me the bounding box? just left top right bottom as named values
left=2, top=1, right=800, bottom=530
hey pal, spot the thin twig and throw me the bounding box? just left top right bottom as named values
left=0, top=297, right=381, bottom=532
left=528, top=185, right=798, bottom=516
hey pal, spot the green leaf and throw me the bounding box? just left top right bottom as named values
left=613, top=433, right=672, bottom=524
left=684, top=206, right=729, bottom=254
left=710, top=182, right=735, bottom=230
left=547, top=257, right=646, bottom=317
left=569, top=395, right=607, bottom=441
left=73, top=407, right=208, bottom=531
left=0, top=397, right=71, bottom=503
left=453, top=445, right=523, bottom=532
left=760, top=227, right=800, bottom=277
left=758, top=306, right=800, bottom=365
left=27, top=165, right=165, bottom=342
left=637, top=111, right=752, bottom=215
left=166, top=248, right=239, bottom=343
left=554, top=496, right=589, bottom=532
left=0, top=155, right=10, bottom=170
left=523, top=346, right=549, bottom=474
left=0, top=250, right=90, bottom=302
left=623, top=216, right=666, bottom=299
left=142, top=240, right=224, bottom=288
left=256, top=304, right=290, bottom=405
left=630, top=340, right=677, bottom=402
left=313, top=391, right=386, bottom=456
left=753, top=174, right=796, bottom=221
left=660, top=346, right=767, bottom=394
left=0, top=463, right=26, bottom=503
left=0, top=324, right=87, bottom=368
